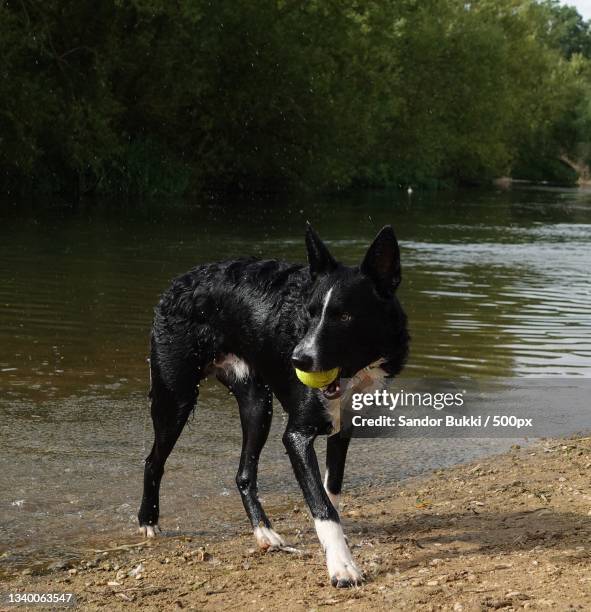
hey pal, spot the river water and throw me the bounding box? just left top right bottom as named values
left=1, top=186, right=590, bottom=573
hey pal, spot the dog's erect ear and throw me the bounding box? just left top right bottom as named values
left=361, top=226, right=401, bottom=295
left=305, top=223, right=336, bottom=279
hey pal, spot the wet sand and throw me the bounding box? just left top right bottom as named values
left=3, top=435, right=590, bottom=611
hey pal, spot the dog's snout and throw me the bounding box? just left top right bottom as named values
left=291, top=351, right=314, bottom=372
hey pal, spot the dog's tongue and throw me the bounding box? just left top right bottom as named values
left=323, top=379, right=341, bottom=400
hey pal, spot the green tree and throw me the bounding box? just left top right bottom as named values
left=1, top=0, right=590, bottom=196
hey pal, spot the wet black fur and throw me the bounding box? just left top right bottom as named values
left=138, top=225, right=409, bottom=574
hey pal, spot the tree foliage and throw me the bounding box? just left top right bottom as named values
left=1, top=0, right=590, bottom=196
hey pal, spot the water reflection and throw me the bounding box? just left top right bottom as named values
left=1, top=185, right=590, bottom=572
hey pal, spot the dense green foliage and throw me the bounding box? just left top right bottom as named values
left=1, top=0, right=590, bottom=196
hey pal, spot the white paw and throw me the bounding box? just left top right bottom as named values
left=254, top=525, right=285, bottom=551
left=315, top=519, right=364, bottom=588
left=138, top=524, right=159, bottom=538
left=326, top=547, right=363, bottom=587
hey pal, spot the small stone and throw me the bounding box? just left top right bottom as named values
left=128, top=563, right=144, bottom=578
left=506, top=591, right=530, bottom=600
left=116, top=593, right=132, bottom=602
left=48, top=560, right=70, bottom=571
left=538, top=599, right=555, bottom=607
left=194, top=550, right=212, bottom=562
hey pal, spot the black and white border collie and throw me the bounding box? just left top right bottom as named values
left=138, top=225, right=409, bottom=588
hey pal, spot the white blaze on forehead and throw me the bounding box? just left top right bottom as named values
left=320, top=287, right=334, bottom=324
left=302, top=287, right=334, bottom=359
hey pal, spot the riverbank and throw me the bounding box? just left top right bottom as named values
left=3, top=435, right=590, bottom=611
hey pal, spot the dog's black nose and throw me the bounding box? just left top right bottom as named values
left=291, top=352, right=314, bottom=371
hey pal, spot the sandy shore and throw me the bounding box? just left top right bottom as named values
left=2, top=436, right=591, bottom=611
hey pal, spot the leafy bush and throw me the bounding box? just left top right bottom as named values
left=0, top=0, right=590, bottom=197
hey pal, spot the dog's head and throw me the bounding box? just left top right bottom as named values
left=292, top=224, right=409, bottom=399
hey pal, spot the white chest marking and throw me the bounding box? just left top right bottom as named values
left=325, top=360, right=387, bottom=435
left=214, top=353, right=250, bottom=381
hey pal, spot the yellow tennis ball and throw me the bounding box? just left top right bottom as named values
left=295, top=367, right=340, bottom=389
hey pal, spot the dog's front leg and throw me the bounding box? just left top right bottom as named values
left=282, top=426, right=363, bottom=588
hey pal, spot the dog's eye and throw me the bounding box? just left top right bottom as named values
left=340, top=313, right=352, bottom=322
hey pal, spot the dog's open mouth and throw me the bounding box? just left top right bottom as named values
left=322, top=376, right=342, bottom=400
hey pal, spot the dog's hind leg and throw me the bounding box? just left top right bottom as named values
left=324, top=434, right=351, bottom=513
left=218, top=372, right=284, bottom=550
left=138, top=357, right=199, bottom=537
